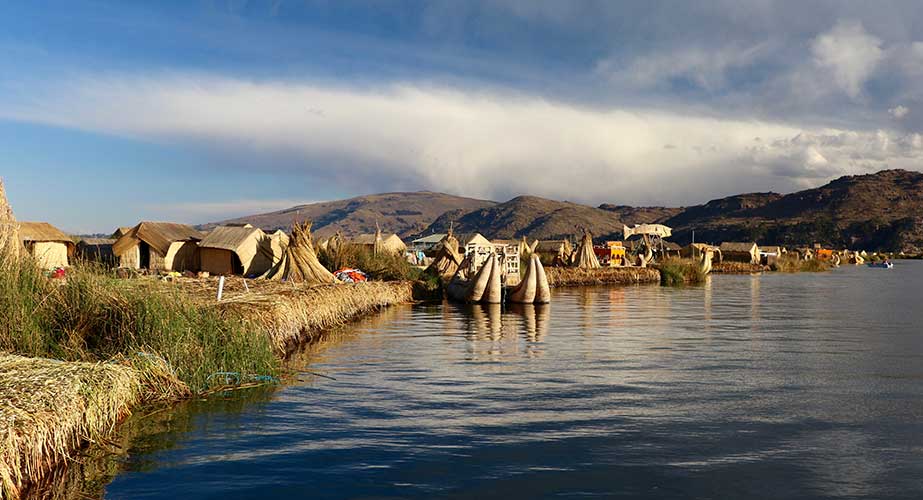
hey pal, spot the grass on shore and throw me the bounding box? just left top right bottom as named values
left=657, top=258, right=707, bottom=286
left=318, top=245, right=421, bottom=282
left=0, top=255, right=279, bottom=393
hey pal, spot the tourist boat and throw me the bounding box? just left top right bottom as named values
left=867, top=261, right=894, bottom=269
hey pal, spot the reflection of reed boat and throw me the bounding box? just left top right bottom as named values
left=867, top=261, right=894, bottom=269
left=447, top=253, right=550, bottom=304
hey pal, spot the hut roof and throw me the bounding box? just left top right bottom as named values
left=198, top=225, right=264, bottom=252
left=19, top=222, right=73, bottom=244
left=719, top=242, right=758, bottom=252
left=113, top=222, right=203, bottom=257
left=78, top=238, right=115, bottom=246
left=412, top=233, right=447, bottom=245
left=661, top=241, right=682, bottom=251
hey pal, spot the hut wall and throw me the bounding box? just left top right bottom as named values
left=199, top=247, right=235, bottom=275
left=722, top=251, right=757, bottom=264
left=78, top=243, right=115, bottom=264
left=164, top=241, right=198, bottom=272
left=27, top=241, right=69, bottom=269
left=119, top=244, right=141, bottom=269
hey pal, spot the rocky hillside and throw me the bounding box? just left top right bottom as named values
left=206, top=192, right=494, bottom=239
left=665, top=169, right=923, bottom=252
left=418, top=195, right=677, bottom=241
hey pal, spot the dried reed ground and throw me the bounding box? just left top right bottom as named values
left=544, top=267, right=660, bottom=287
left=0, top=354, right=138, bottom=499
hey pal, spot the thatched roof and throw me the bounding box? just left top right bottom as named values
left=113, top=222, right=203, bottom=257
left=199, top=225, right=264, bottom=252
left=661, top=241, right=682, bottom=251
left=719, top=242, right=758, bottom=253
left=18, top=222, right=73, bottom=244
left=77, top=238, right=115, bottom=246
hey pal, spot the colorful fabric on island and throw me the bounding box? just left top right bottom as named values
left=335, top=268, right=368, bottom=283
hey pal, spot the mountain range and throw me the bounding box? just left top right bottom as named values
left=208, top=169, right=923, bottom=253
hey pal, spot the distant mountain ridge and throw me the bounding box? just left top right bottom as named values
left=207, top=169, right=923, bottom=252
left=204, top=191, right=495, bottom=239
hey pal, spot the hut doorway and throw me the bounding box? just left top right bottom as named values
left=139, top=241, right=151, bottom=269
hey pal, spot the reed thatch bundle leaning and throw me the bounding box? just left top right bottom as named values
left=262, top=221, right=336, bottom=284
left=425, top=230, right=462, bottom=278
left=572, top=229, right=601, bottom=269
left=0, top=179, right=20, bottom=262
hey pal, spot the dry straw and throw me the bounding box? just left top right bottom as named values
left=544, top=266, right=660, bottom=287
left=0, top=354, right=139, bottom=499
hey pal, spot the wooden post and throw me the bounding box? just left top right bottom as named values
left=217, top=276, right=225, bottom=302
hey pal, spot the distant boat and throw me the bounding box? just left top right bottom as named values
left=867, top=261, right=894, bottom=269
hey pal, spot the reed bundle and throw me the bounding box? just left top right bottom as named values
left=0, top=354, right=139, bottom=499
left=711, top=261, right=765, bottom=274
left=544, top=266, right=660, bottom=287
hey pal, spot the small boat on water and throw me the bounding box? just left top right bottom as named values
left=867, top=261, right=894, bottom=269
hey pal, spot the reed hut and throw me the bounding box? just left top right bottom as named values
left=535, top=239, right=573, bottom=267
left=112, top=221, right=203, bottom=271
left=0, top=179, right=19, bottom=260
left=681, top=243, right=721, bottom=260
left=18, top=222, right=75, bottom=269
left=572, top=230, right=601, bottom=269
left=719, top=242, right=760, bottom=264
left=351, top=231, right=406, bottom=255
left=460, top=233, right=493, bottom=254
left=263, top=221, right=336, bottom=284
left=77, top=238, right=116, bottom=264
left=198, top=225, right=283, bottom=277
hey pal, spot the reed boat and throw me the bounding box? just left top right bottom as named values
left=867, top=261, right=894, bottom=269
left=447, top=252, right=550, bottom=304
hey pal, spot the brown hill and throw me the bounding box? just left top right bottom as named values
left=419, top=196, right=677, bottom=241
left=206, top=192, right=495, bottom=239
left=665, top=169, right=923, bottom=252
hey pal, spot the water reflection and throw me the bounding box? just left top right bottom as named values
left=37, top=264, right=923, bottom=499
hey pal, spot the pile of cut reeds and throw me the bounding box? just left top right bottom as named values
left=216, top=281, right=413, bottom=353
left=0, top=354, right=139, bottom=499
left=544, top=266, right=660, bottom=287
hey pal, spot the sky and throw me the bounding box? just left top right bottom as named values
left=2, top=1, right=923, bottom=233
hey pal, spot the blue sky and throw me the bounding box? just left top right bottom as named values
left=2, top=1, right=923, bottom=232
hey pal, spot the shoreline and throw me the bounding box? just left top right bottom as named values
left=0, top=277, right=413, bottom=499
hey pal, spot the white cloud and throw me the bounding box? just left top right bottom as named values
left=889, top=105, right=910, bottom=119
left=811, top=20, right=883, bottom=99
left=2, top=73, right=922, bottom=205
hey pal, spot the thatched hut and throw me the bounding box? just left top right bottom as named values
left=198, top=224, right=283, bottom=277
left=18, top=222, right=75, bottom=269
left=113, top=221, right=203, bottom=271
left=681, top=243, right=720, bottom=260
left=351, top=232, right=406, bottom=255
left=0, top=179, right=19, bottom=261
left=77, top=238, right=116, bottom=264
left=535, top=239, right=573, bottom=267
left=719, top=242, right=760, bottom=264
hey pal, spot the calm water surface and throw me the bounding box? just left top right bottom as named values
left=104, top=264, right=923, bottom=499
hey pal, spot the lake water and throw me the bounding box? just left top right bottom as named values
left=98, top=263, right=923, bottom=499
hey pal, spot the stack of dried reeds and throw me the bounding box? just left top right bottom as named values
left=425, top=230, right=462, bottom=277
left=263, top=221, right=336, bottom=284
left=572, top=229, right=600, bottom=269
left=0, top=354, right=140, bottom=499
left=0, top=179, right=19, bottom=262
